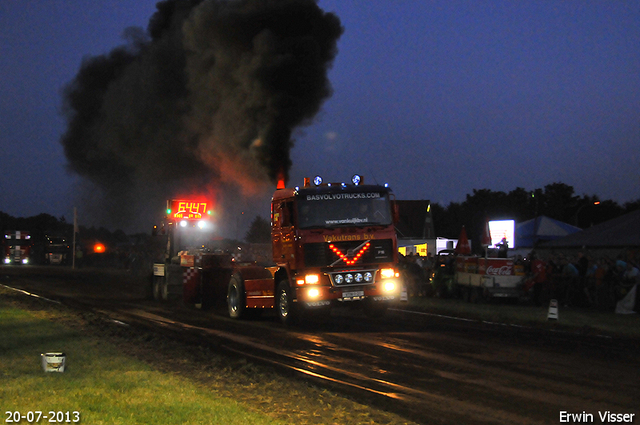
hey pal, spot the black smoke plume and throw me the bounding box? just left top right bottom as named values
left=60, top=0, right=342, bottom=231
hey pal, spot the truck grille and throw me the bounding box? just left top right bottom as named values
left=303, top=239, right=394, bottom=268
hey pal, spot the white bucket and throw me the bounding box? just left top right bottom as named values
left=41, top=352, right=66, bottom=372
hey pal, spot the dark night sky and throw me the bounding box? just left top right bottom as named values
left=1, top=1, right=639, bottom=235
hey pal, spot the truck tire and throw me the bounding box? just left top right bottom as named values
left=161, top=278, right=170, bottom=301
left=152, top=276, right=163, bottom=301
left=161, top=278, right=181, bottom=302
left=227, top=276, right=246, bottom=319
left=276, top=280, right=298, bottom=325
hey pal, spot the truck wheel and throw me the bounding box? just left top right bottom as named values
left=227, top=276, right=246, bottom=319
left=161, top=278, right=170, bottom=301
left=160, top=279, right=180, bottom=302
left=152, top=276, right=163, bottom=301
left=276, top=280, right=298, bottom=325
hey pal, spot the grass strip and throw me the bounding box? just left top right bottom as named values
left=0, top=300, right=280, bottom=425
left=0, top=287, right=414, bottom=424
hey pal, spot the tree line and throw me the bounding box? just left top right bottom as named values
left=2, top=182, right=639, bottom=249
left=430, top=182, right=640, bottom=251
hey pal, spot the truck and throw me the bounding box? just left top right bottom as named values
left=3, top=231, right=32, bottom=265
left=44, top=234, right=71, bottom=265
left=152, top=175, right=402, bottom=324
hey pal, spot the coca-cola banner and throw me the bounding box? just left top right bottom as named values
left=478, top=258, right=514, bottom=276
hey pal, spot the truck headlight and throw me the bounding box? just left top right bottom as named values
left=297, top=274, right=320, bottom=285
left=380, top=268, right=395, bottom=279
left=305, top=274, right=319, bottom=284
left=308, top=288, right=320, bottom=298
left=383, top=281, right=396, bottom=293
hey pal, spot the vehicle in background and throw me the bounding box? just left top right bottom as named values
left=454, top=256, right=525, bottom=301
left=4, top=231, right=32, bottom=265
left=44, top=234, right=71, bottom=265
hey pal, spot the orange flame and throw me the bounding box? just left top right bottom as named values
left=276, top=168, right=286, bottom=189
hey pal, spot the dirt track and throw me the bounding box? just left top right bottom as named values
left=3, top=265, right=639, bottom=425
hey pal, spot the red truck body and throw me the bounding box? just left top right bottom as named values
left=152, top=176, right=402, bottom=323
left=3, top=231, right=31, bottom=265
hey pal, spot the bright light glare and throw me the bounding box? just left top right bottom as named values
left=197, top=221, right=206, bottom=229
left=380, top=268, right=395, bottom=279
left=307, top=288, right=320, bottom=298
left=180, top=220, right=188, bottom=227
left=384, top=281, right=396, bottom=292
left=305, top=274, right=319, bottom=284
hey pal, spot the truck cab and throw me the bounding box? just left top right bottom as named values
left=270, top=175, right=401, bottom=323
left=4, top=231, right=31, bottom=265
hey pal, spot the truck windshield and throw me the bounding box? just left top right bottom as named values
left=296, top=191, right=392, bottom=229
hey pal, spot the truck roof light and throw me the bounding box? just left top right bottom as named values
left=352, top=174, right=362, bottom=185
left=313, top=175, right=323, bottom=186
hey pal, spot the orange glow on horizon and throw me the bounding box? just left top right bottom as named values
left=93, top=243, right=106, bottom=253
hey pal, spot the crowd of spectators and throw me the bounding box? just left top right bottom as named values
left=522, top=250, right=640, bottom=310
left=399, top=249, right=640, bottom=312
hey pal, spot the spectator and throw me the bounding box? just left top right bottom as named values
left=530, top=252, right=547, bottom=306
left=497, top=238, right=509, bottom=258
left=561, top=256, right=579, bottom=305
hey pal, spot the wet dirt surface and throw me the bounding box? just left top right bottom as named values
left=3, top=265, right=639, bottom=425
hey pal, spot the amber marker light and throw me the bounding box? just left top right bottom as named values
left=93, top=243, right=106, bottom=253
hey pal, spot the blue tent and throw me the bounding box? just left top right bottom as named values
left=516, top=216, right=582, bottom=248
